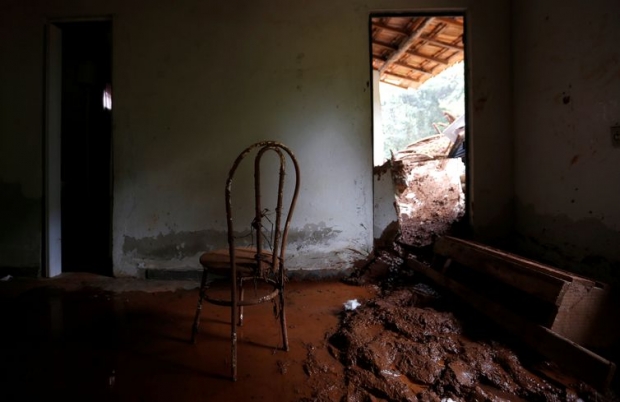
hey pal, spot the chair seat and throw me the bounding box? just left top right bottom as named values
left=200, top=247, right=273, bottom=277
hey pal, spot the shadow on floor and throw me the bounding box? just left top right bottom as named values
left=0, top=273, right=375, bottom=402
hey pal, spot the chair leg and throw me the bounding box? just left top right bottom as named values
left=231, top=296, right=238, bottom=381
left=191, top=269, right=209, bottom=344
left=238, top=279, right=244, bottom=327
left=279, top=285, right=289, bottom=351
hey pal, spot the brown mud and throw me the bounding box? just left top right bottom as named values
left=300, top=274, right=615, bottom=402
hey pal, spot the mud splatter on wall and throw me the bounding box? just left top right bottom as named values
left=512, top=0, right=620, bottom=283
left=1, top=0, right=513, bottom=277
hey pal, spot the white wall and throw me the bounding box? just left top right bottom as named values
left=0, top=0, right=512, bottom=277
left=513, top=0, right=620, bottom=283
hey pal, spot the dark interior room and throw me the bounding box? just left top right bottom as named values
left=0, top=0, right=619, bottom=400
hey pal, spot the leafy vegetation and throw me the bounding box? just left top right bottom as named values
left=379, top=62, right=465, bottom=161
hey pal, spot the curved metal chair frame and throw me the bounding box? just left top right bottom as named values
left=191, top=141, right=300, bottom=381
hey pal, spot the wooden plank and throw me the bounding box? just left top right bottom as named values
left=443, top=236, right=584, bottom=283
left=434, top=237, right=569, bottom=306
left=372, top=21, right=409, bottom=36
left=382, top=71, right=421, bottom=84
left=373, top=39, right=452, bottom=66
left=406, top=50, right=449, bottom=65
left=379, top=18, right=434, bottom=76
left=435, top=17, right=464, bottom=27
left=419, top=36, right=464, bottom=51
left=407, top=258, right=616, bottom=391
left=372, top=56, right=433, bottom=75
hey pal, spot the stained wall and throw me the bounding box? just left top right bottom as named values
left=512, top=0, right=620, bottom=284
left=0, top=0, right=512, bottom=276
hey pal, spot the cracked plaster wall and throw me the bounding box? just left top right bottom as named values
left=512, top=0, right=620, bottom=285
left=0, top=0, right=512, bottom=277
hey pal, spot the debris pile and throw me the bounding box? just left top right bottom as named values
left=380, top=133, right=466, bottom=248
left=394, top=157, right=465, bottom=246
left=300, top=286, right=604, bottom=402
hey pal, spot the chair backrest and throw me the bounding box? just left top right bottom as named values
left=225, top=141, right=300, bottom=278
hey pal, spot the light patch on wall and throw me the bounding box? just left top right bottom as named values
left=103, top=83, right=112, bottom=110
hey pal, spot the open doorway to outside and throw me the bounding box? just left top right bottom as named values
left=45, top=20, right=113, bottom=276
left=371, top=14, right=467, bottom=251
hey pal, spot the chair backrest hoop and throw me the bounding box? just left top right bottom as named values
left=225, top=141, right=300, bottom=280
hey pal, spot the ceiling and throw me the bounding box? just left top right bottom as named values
left=371, top=16, right=464, bottom=89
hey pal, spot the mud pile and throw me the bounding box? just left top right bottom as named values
left=394, top=158, right=465, bottom=247
left=301, top=286, right=605, bottom=402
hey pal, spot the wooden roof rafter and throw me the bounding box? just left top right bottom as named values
left=373, top=40, right=451, bottom=66
left=371, top=15, right=465, bottom=87
left=435, top=17, right=464, bottom=26
left=403, top=18, right=450, bottom=69
left=419, top=35, right=464, bottom=52
left=373, top=56, right=433, bottom=76
left=378, top=17, right=434, bottom=77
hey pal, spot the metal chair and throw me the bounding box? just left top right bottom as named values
left=191, top=141, right=300, bottom=381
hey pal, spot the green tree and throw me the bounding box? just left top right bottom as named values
left=380, top=62, right=465, bottom=160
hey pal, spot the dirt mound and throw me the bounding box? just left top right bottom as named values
left=301, top=287, right=606, bottom=402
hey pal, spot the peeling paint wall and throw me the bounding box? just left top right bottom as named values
left=0, top=0, right=512, bottom=277
left=512, top=0, right=620, bottom=284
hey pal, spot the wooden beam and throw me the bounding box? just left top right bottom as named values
left=379, top=18, right=434, bottom=75
left=435, top=17, right=464, bottom=26
left=407, top=258, right=616, bottom=391
left=442, top=236, right=595, bottom=284
left=373, top=40, right=452, bottom=66
left=381, top=71, right=421, bottom=84
left=372, top=40, right=397, bottom=51
left=434, top=237, right=570, bottom=306
left=373, top=56, right=433, bottom=76
left=406, top=50, right=449, bottom=65
left=371, top=22, right=408, bottom=36
left=395, top=63, right=432, bottom=76
left=436, top=236, right=620, bottom=352
left=419, top=35, right=464, bottom=51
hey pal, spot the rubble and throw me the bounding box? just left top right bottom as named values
left=300, top=283, right=610, bottom=402
left=379, top=133, right=466, bottom=248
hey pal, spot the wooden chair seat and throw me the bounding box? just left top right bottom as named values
left=199, top=247, right=273, bottom=277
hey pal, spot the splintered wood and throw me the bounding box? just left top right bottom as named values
left=407, top=236, right=618, bottom=391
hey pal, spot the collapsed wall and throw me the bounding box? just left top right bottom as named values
left=383, top=134, right=466, bottom=247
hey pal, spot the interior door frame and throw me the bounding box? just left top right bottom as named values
left=43, top=16, right=113, bottom=278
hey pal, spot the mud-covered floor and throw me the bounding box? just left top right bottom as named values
left=311, top=283, right=612, bottom=401
left=0, top=273, right=616, bottom=401
left=0, top=274, right=375, bottom=401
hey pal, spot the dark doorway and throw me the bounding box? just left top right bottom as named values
left=59, top=21, right=112, bottom=275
